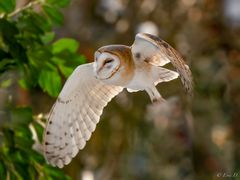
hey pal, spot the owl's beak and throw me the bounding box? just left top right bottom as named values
left=93, top=62, right=99, bottom=78
left=94, top=67, right=103, bottom=79
left=96, top=66, right=104, bottom=74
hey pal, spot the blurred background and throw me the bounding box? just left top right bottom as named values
left=1, top=0, right=240, bottom=179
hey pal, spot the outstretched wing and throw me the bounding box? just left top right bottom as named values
left=43, top=63, right=123, bottom=168
left=131, top=33, right=193, bottom=96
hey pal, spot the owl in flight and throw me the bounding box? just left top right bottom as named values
left=43, top=33, right=193, bottom=168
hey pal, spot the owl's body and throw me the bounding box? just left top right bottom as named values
left=43, top=33, right=193, bottom=168
left=97, top=44, right=178, bottom=101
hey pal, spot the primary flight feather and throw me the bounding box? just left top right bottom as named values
left=43, top=33, right=193, bottom=168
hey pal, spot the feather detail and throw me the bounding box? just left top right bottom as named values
left=43, top=63, right=123, bottom=168
left=132, top=33, right=193, bottom=96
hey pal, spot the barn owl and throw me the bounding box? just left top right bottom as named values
left=43, top=33, right=193, bottom=168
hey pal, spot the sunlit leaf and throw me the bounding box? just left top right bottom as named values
left=70, top=54, right=85, bottom=65
left=58, top=64, right=74, bottom=77
left=43, top=5, right=64, bottom=25
left=41, top=32, right=55, bottom=44
left=0, top=0, right=81, bottom=178
left=38, top=69, right=62, bottom=97
left=0, top=0, right=16, bottom=13
left=27, top=46, right=53, bottom=69
left=18, top=78, right=30, bottom=89
left=52, top=38, right=79, bottom=54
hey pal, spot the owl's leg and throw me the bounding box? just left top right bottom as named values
left=146, top=86, right=166, bottom=103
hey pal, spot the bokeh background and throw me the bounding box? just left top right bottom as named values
left=1, top=0, right=240, bottom=179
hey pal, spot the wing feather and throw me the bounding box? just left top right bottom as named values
left=132, top=33, right=193, bottom=96
left=43, top=63, right=123, bottom=168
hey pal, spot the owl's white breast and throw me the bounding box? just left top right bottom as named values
left=126, top=63, right=153, bottom=91
left=100, top=65, right=132, bottom=86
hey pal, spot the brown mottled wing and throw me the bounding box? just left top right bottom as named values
left=132, top=33, right=193, bottom=96
left=43, top=63, right=123, bottom=168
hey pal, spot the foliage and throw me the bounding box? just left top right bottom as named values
left=0, top=0, right=85, bottom=179
left=0, top=106, right=70, bottom=179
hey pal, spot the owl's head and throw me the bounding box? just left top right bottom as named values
left=94, top=45, right=129, bottom=80
left=93, top=45, right=134, bottom=85
left=93, top=52, right=120, bottom=80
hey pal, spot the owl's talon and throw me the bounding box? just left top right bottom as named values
left=152, top=98, right=166, bottom=104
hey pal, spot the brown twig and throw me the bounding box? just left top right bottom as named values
left=7, top=0, right=42, bottom=18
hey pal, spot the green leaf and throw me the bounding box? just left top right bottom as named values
left=16, top=12, right=52, bottom=48
left=14, top=127, right=34, bottom=149
left=11, top=151, right=27, bottom=164
left=30, top=11, right=52, bottom=32
left=41, top=32, right=55, bottom=44
left=46, top=0, right=70, bottom=8
left=29, top=150, right=45, bottom=164
left=52, top=38, right=79, bottom=54
left=38, top=69, right=62, bottom=97
left=70, top=54, right=85, bottom=65
left=17, top=12, right=45, bottom=35
left=0, top=0, right=16, bottom=13
left=58, top=64, right=74, bottom=77
left=27, top=46, right=53, bottom=69
left=18, top=78, right=30, bottom=89
left=43, top=5, right=64, bottom=25
left=18, top=64, right=39, bottom=89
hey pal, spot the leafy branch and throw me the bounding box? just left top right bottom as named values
left=0, top=0, right=84, bottom=179
left=8, top=0, right=42, bottom=18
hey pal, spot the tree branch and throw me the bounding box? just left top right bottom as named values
left=8, top=0, right=42, bottom=18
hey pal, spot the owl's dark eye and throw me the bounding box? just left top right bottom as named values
left=104, top=58, right=114, bottom=65
left=135, top=52, right=141, bottom=59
